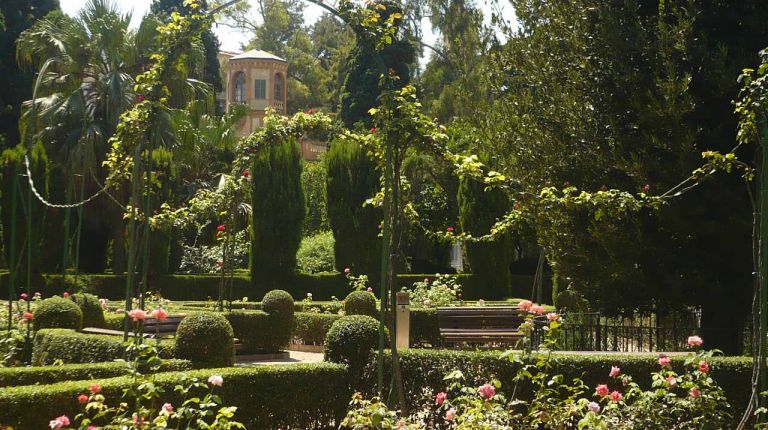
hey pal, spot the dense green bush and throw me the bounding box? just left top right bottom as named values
left=175, top=312, right=235, bottom=368
left=250, top=137, right=305, bottom=280
left=226, top=311, right=292, bottom=353
left=261, top=289, right=295, bottom=319
left=302, top=157, right=329, bottom=235
left=294, top=312, right=341, bottom=345
left=364, top=349, right=753, bottom=414
left=325, top=315, right=384, bottom=378
left=70, top=293, right=105, bottom=328
left=458, top=176, right=515, bottom=298
left=0, top=363, right=349, bottom=429
left=344, top=290, right=377, bottom=317
left=32, top=329, right=175, bottom=365
left=326, top=139, right=381, bottom=277
left=33, top=296, right=83, bottom=330
left=0, top=359, right=191, bottom=388
left=296, top=230, right=335, bottom=273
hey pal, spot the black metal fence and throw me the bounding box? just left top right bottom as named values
left=532, top=310, right=703, bottom=352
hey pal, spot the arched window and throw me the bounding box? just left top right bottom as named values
left=274, top=73, right=284, bottom=101
left=233, top=72, right=246, bottom=103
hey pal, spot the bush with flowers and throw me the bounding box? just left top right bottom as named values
left=342, top=301, right=736, bottom=429
left=408, top=274, right=463, bottom=308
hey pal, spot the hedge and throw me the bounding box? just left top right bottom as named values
left=0, top=363, right=349, bottom=429
left=226, top=311, right=293, bottom=353
left=32, top=329, right=176, bottom=366
left=362, top=349, right=753, bottom=413
left=0, top=359, right=191, bottom=388
left=295, top=312, right=342, bottom=345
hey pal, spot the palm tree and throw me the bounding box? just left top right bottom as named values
left=16, top=0, right=209, bottom=273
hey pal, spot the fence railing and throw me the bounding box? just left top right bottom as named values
left=532, top=310, right=703, bottom=352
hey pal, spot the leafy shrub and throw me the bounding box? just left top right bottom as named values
left=226, top=311, right=292, bottom=353
left=261, top=289, right=295, bottom=319
left=175, top=312, right=235, bottom=368
left=0, top=359, right=191, bottom=388
left=31, top=329, right=175, bottom=365
left=408, top=274, right=462, bottom=308
left=69, top=293, right=105, bottom=328
left=344, top=291, right=377, bottom=317
left=33, top=296, right=83, bottom=330
left=325, top=315, right=384, bottom=378
left=297, top=230, right=336, bottom=273
left=0, top=363, right=349, bottom=429
left=294, top=312, right=341, bottom=345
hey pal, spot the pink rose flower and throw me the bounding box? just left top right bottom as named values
left=208, top=374, right=224, bottom=386
left=687, top=335, right=703, bottom=347
left=151, top=308, right=168, bottom=322
left=162, top=403, right=174, bottom=413
left=690, top=387, right=701, bottom=398
left=446, top=226, right=454, bottom=232
left=595, top=384, right=609, bottom=397
left=478, top=383, right=496, bottom=400
left=63, top=292, right=70, bottom=298
left=23, top=312, right=33, bottom=322
left=587, top=401, right=600, bottom=413
left=658, top=353, right=671, bottom=367
left=344, top=268, right=351, bottom=274
left=435, top=391, right=448, bottom=405
left=698, top=361, right=710, bottom=374
left=78, top=394, right=89, bottom=404
left=20, top=293, right=28, bottom=300
left=89, top=383, right=101, bottom=394
left=49, top=415, right=70, bottom=429
left=445, top=407, right=457, bottom=421
left=217, top=224, right=226, bottom=232
left=87, top=426, right=97, bottom=430
left=666, top=376, right=677, bottom=387
left=128, top=309, right=147, bottom=322
left=610, top=391, right=623, bottom=402
left=546, top=312, right=560, bottom=322
left=530, top=305, right=545, bottom=315
left=517, top=300, right=533, bottom=312
left=609, top=366, right=620, bottom=378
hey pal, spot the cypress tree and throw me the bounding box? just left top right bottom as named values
left=326, top=140, right=381, bottom=277
left=250, top=138, right=305, bottom=281
left=457, top=175, right=514, bottom=298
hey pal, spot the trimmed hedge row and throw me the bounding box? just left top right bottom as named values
left=363, top=349, right=752, bottom=413
left=0, top=360, right=191, bottom=388
left=294, top=312, right=341, bottom=345
left=226, top=311, right=293, bottom=353
left=0, top=363, right=350, bottom=429
left=32, top=329, right=176, bottom=365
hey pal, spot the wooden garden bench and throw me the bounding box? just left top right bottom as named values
left=437, top=306, right=526, bottom=346
left=83, top=314, right=186, bottom=339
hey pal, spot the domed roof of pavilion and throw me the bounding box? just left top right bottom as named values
left=229, top=49, right=287, bottom=63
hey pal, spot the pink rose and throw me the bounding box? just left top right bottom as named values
left=435, top=391, right=448, bottom=405
left=20, top=293, right=28, bottom=300
left=63, top=292, right=70, bottom=298
left=151, top=308, right=168, bottom=321
left=517, top=300, right=532, bottom=312
left=445, top=407, right=457, bottom=421
left=687, top=335, right=703, bottom=347
left=208, top=375, right=224, bottom=386
left=546, top=312, right=560, bottom=322
left=595, top=384, right=609, bottom=397
left=217, top=225, right=226, bottom=232
left=530, top=305, right=545, bottom=315
left=610, top=391, right=623, bottom=402
left=447, top=226, right=454, bottom=232
left=49, top=415, right=70, bottom=429
left=22, top=312, right=33, bottom=322
left=128, top=309, right=147, bottom=322
left=89, top=383, right=101, bottom=394
left=698, top=361, right=710, bottom=374
left=78, top=394, right=89, bottom=404
left=666, top=376, right=677, bottom=387
left=609, top=366, right=620, bottom=378
left=478, top=383, right=496, bottom=400
left=587, top=401, right=600, bottom=413
left=690, top=387, right=701, bottom=398
left=162, top=403, right=174, bottom=413
left=344, top=268, right=351, bottom=274
left=658, top=353, right=671, bottom=367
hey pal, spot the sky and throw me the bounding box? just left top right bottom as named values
left=59, top=0, right=516, bottom=64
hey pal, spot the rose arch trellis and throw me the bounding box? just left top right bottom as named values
left=8, top=0, right=768, bottom=426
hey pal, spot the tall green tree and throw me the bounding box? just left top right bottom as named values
left=0, top=0, right=59, bottom=149
left=326, top=139, right=381, bottom=277
left=250, top=138, right=305, bottom=281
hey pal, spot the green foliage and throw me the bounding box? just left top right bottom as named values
left=326, top=139, right=381, bottom=276
left=296, top=230, right=335, bottom=273
left=0, top=363, right=350, bottom=429
left=0, top=359, right=191, bottom=388
left=250, top=137, right=305, bottom=280
left=324, top=315, right=383, bottom=378
left=31, top=329, right=175, bottom=365
left=344, top=291, right=377, bottom=317
left=457, top=176, right=514, bottom=297
left=302, top=159, right=330, bottom=235
left=175, top=312, right=235, bottom=368
left=261, top=289, right=295, bottom=318
left=33, top=296, right=83, bottom=330
left=294, top=312, right=341, bottom=345
left=148, top=224, right=172, bottom=274
left=408, top=274, right=462, bottom=308
left=69, top=292, right=105, bottom=328
left=225, top=311, right=292, bottom=354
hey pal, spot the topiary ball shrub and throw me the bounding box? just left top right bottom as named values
left=33, top=297, right=83, bottom=330
left=70, top=293, right=105, bottom=328
left=344, top=291, right=377, bottom=317
left=324, top=315, right=385, bottom=379
left=261, top=289, right=295, bottom=319
left=175, top=313, right=235, bottom=368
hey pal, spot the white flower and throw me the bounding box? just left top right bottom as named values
left=208, top=375, right=224, bottom=386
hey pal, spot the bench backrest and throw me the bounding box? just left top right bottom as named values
left=143, top=315, right=185, bottom=334
left=437, top=306, right=525, bottom=330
